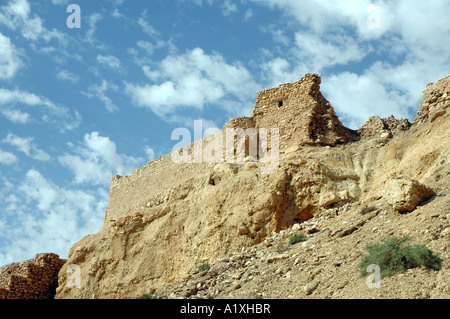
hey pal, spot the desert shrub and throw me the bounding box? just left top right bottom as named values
left=142, top=294, right=158, bottom=299
left=359, top=236, right=443, bottom=278
left=289, top=233, right=307, bottom=245
left=198, top=262, right=211, bottom=272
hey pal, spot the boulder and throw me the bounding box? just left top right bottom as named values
left=319, top=192, right=340, bottom=207
left=381, top=178, right=434, bottom=212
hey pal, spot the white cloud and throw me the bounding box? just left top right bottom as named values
left=97, top=54, right=122, bottom=71
left=244, top=9, right=253, bottom=21
left=51, top=0, right=69, bottom=5
left=2, top=133, right=51, bottom=161
left=58, top=132, right=144, bottom=185
left=184, top=0, right=216, bottom=6
left=0, top=149, right=18, bottom=165
left=251, top=0, right=382, bottom=36
left=0, top=32, right=22, bottom=80
left=1, top=108, right=30, bottom=123
left=141, top=65, right=159, bottom=79
left=125, top=47, right=259, bottom=121
left=86, top=13, right=103, bottom=44
left=19, top=169, right=58, bottom=211
left=137, top=40, right=154, bottom=55
left=137, top=15, right=157, bottom=37
left=251, top=0, right=450, bottom=128
left=259, top=57, right=299, bottom=87
left=112, top=7, right=125, bottom=19
left=294, top=33, right=369, bottom=73
left=221, top=0, right=238, bottom=16
left=0, top=0, right=65, bottom=43
left=265, top=26, right=290, bottom=47
left=56, top=69, right=80, bottom=83
left=0, top=88, right=81, bottom=131
left=0, top=169, right=108, bottom=265
left=143, top=146, right=155, bottom=161
left=0, top=0, right=30, bottom=27
left=84, top=80, right=119, bottom=112
left=129, top=40, right=169, bottom=68
left=0, top=88, right=44, bottom=105
left=322, top=58, right=449, bottom=129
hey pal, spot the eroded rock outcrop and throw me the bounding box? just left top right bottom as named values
left=358, top=115, right=411, bottom=140
left=54, top=73, right=449, bottom=299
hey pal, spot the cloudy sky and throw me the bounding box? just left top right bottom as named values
left=0, top=0, right=449, bottom=266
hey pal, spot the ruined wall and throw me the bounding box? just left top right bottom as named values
left=103, top=74, right=355, bottom=227
left=224, top=116, right=255, bottom=130
left=252, top=73, right=356, bottom=149
left=0, top=253, right=66, bottom=299
left=105, top=149, right=214, bottom=226
left=105, top=127, right=264, bottom=226
left=358, top=115, right=411, bottom=138
left=414, top=74, right=450, bottom=124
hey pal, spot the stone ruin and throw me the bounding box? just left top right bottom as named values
left=251, top=73, right=357, bottom=149
left=0, top=253, right=66, bottom=299
left=104, top=73, right=358, bottom=226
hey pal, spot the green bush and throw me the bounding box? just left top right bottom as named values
left=142, top=294, right=158, bottom=299
left=198, top=262, right=211, bottom=272
left=359, top=236, right=443, bottom=279
left=289, top=233, right=307, bottom=245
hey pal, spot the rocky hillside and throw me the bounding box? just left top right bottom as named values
left=153, top=75, right=450, bottom=300
left=154, top=196, right=449, bottom=299
left=51, top=73, right=450, bottom=299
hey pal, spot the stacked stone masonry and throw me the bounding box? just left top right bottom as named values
left=252, top=73, right=357, bottom=149
left=414, top=74, right=450, bottom=124
left=0, top=253, right=66, bottom=299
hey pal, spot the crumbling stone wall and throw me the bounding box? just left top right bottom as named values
left=358, top=115, right=411, bottom=139
left=252, top=73, right=357, bottom=149
left=0, top=253, right=66, bottom=299
left=414, top=74, right=450, bottom=124
left=104, top=74, right=357, bottom=227
left=224, top=116, right=255, bottom=130
left=105, top=150, right=214, bottom=225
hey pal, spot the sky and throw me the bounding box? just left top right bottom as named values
left=0, top=0, right=449, bottom=266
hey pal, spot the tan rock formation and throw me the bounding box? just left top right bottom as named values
left=358, top=115, right=410, bottom=139
left=54, top=73, right=449, bottom=299
left=381, top=177, right=434, bottom=212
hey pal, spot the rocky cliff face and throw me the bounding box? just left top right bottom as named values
left=54, top=74, right=449, bottom=299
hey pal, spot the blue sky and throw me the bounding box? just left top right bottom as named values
left=0, top=0, right=449, bottom=266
